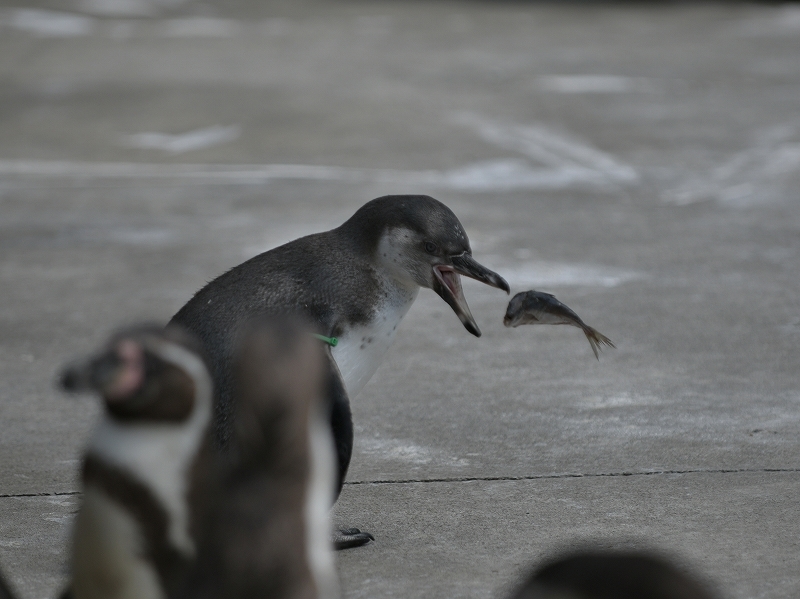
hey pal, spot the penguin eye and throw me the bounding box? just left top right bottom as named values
left=424, top=242, right=437, bottom=254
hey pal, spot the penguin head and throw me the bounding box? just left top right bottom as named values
left=59, top=325, right=211, bottom=423
left=509, top=549, right=719, bottom=599
left=344, top=195, right=509, bottom=337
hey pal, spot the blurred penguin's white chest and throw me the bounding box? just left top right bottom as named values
left=331, top=281, right=418, bottom=399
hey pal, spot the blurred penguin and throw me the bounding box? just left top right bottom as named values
left=180, top=318, right=338, bottom=599
left=0, top=569, right=18, bottom=599
left=59, top=325, right=213, bottom=599
left=508, top=550, right=719, bottom=599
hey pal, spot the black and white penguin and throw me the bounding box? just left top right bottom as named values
left=170, top=194, right=509, bottom=546
left=59, top=325, right=213, bottom=599
left=181, top=318, right=337, bottom=599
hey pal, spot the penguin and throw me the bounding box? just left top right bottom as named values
left=59, top=324, right=213, bottom=599
left=170, top=194, right=509, bottom=547
left=507, top=550, right=719, bottom=599
left=0, top=569, right=17, bottom=599
left=180, top=318, right=337, bottom=599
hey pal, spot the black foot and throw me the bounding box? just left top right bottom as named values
left=333, top=527, right=374, bottom=550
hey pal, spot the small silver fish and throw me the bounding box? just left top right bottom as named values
left=503, top=290, right=615, bottom=360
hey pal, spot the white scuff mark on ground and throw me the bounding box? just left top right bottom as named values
left=361, top=439, right=431, bottom=465
left=119, top=125, right=242, bottom=154
left=158, top=17, right=243, bottom=38
left=536, top=75, right=655, bottom=94
left=663, top=123, right=800, bottom=207
left=45, top=496, right=78, bottom=508
left=0, top=113, right=636, bottom=192
left=360, top=437, right=469, bottom=468
left=731, top=6, right=800, bottom=37
left=580, top=392, right=662, bottom=410
left=452, top=113, right=638, bottom=187
left=3, top=9, right=95, bottom=37
left=433, top=159, right=615, bottom=191
left=497, top=262, right=642, bottom=288
left=77, top=0, right=187, bottom=17
left=43, top=513, right=75, bottom=525
left=0, top=159, right=629, bottom=192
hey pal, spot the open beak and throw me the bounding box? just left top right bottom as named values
left=432, top=254, right=509, bottom=338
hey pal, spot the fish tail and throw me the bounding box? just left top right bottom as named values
left=582, top=326, right=615, bottom=360
left=586, top=333, right=600, bottom=360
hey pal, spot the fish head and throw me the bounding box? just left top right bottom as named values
left=503, top=291, right=544, bottom=327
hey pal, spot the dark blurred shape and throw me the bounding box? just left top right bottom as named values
left=182, top=317, right=337, bottom=599
left=509, top=550, right=719, bottom=599
left=0, top=569, right=18, bottom=599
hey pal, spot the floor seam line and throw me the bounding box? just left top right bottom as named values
left=2, top=468, right=798, bottom=498
left=342, top=467, right=800, bottom=486
left=0, top=491, right=80, bottom=499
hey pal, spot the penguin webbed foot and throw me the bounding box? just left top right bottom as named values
left=332, top=527, right=374, bottom=550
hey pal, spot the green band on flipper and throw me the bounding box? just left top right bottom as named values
left=312, top=334, right=338, bottom=347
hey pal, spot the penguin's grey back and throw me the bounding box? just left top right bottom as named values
left=170, top=228, right=382, bottom=449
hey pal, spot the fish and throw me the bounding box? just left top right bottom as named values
left=503, top=290, right=615, bottom=360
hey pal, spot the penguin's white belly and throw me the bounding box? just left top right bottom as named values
left=72, top=487, right=164, bottom=599
left=331, top=286, right=418, bottom=399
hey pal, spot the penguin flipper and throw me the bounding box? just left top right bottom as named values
left=326, top=358, right=353, bottom=502
left=332, top=528, right=375, bottom=550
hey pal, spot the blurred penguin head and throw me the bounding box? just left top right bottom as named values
left=59, top=324, right=209, bottom=423
left=509, top=550, right=719, bottom=599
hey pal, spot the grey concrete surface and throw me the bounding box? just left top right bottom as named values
left=0, top=1, right=799, bottom=598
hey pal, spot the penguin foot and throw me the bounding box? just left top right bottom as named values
left=333, top=528, right=374, bottom=550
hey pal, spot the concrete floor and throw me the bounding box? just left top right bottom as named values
left=1, top=1, right=799, bottom=598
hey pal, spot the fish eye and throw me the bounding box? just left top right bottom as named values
left=424, top=241, right=437, bottom=254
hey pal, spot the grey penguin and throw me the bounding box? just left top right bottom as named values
left=170, top=194, right=509, bottom=547
left=59, top=324, right=213, bottom=599
left=180, top=318, right=337, bottom=599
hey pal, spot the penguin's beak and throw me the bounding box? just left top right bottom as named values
left=432, top=254, right=509, bottom=338
left=59, top=341, right=144, bottom=401
left=450, top=253, right=510, bottom=294
left=60, top=352, right=123, bottom=394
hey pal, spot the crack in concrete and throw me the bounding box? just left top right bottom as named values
left=0, top=491, right=80, bottom=499
left=344, top=467, right=800, bottom=486
left=2, top=468, right=798, bottom=498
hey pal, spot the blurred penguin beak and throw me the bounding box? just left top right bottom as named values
left=432, top=254, right=509, bottom=338
left=59, top=351, right=133, bottom=393
left=59, top=351, right=122, bottom=394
